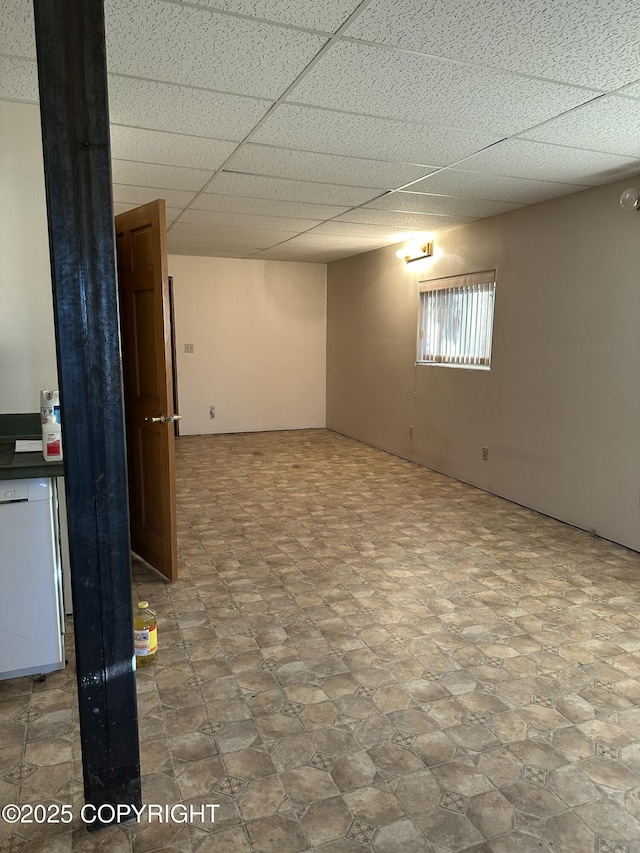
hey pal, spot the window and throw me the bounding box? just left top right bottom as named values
left=418, top=270, right=496, bottom=369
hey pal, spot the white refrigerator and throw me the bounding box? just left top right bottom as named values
left=0, top=478, right=65, bottom=680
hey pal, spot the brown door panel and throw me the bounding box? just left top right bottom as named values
left=115, top=199, right=177, bottom=581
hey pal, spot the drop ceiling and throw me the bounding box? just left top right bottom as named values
left=2, top=0, right=640, bottom=263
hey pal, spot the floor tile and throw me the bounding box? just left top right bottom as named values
left=2, top=430, right=640, bottom=851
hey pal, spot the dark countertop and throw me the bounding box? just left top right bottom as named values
left=0, top=413, right=65, bottom=480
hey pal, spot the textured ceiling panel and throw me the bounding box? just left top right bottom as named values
left=459, top=139, right=640, bottom=186
left=251, top=102, right=502, bottom=165
left=225, top=143, right=437, bottom=187
left=177, top=208, right=321, bottom=232
left=104, top=0, right=326, bottom=99
left=0, top=0, right=35, bottom=57
left=112, top=184, right=198, bottom=208
left=167, top=231, right=263, bottom=255
left=107, top=76, right=272, bottom=140
left=110, top=126, right=238, bottom=171
left=167, top=237, right=263, bottom=252
left=206, top=172, right=385, bottom=206
left=306, top=221, right=416, bottom=238
left=620, top=82, right=640, bottom=101
left=347, top=0, right=640, bottom=91
left=168, top=221, right=299, bottom=248
left=3, top=0, right=639, bottom=264
left=169, top=246, right=256, bottom=258
left=520, top=96, right=640, bottom=158
left=334, top=208, right=475, bottom=230
left=290, top=41, right=596, bottom=134
left=250, top=232, right=401, bottom=260
left=407, top=169, right=590, bottom=204
left=190, top=192, right=349, bottom=220
left=272, top=232, right=394, bottom=247
left=252, top=244, right=369, bottom=262
left=363, top=191, right=522, bottom=218
left=180, top=0, right=363, bottom=32
left=0, top=56, right=38, bottom=102
left=111, top=160, right=214, bottom=192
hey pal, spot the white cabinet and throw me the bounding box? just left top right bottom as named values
left=0, top=478, right=65, bottom=680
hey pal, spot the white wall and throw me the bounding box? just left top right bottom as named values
left=169, top=255, right=327, bottom=435
left=327, top=178, right=640, bottom=552
left=0, top=100, right=58, bottom=412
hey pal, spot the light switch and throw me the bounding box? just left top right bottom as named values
left=184, top=343, right=195, bottom=353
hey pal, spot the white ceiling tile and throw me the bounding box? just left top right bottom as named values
left=168, top=231, right=262, bottom=253
left=110, top=126, right=238, bottom=170
left=619, top=81, right=640, bottom=101
left=180, top=0, right=362, bottom=32
left=108, top=75, right=272, bottom=140
left=190, top=192, right=350, bottom=219
left=207, top=172, right=385, bottom=206
left=159, top=206, right=183, bottom=224
left=113, top=202, right=136, bottom=217
left=177, top=208, right=321, bottom=232
left=169, top=246, right=255, bottom=258
left=225, top=143, right=436, bottom=187
left=251, top=245, right=342, bottom=262
left=111, top=159, right=214, bottom=191
left=0, top=56, right=38, bottom=102
left=290, top=41, right=596, bottom=135
left=251, top=102, right=503, bottom=165
left=168, top=235, right=260, bottom=250
left=335, top=208, right=476, bottom=230
left=459, top=139, right=640, bottom=186
left=271, top=232, right=391, bottom=249
left=104, top=0, right=326, bottom=99
left=346, top=0, right=640, bottom=91
left=407, top=169, right=590, bottom=204
left=0, top=0, right=35, bottom=58
left=253, top=232, right=391, bottom=261
left=5, top=0, right=638, bottom=265
left=164, top=207, right=184, bottom=224
left=112, top=184, right=198, bottom=208
left=363, top=192, right=522, bottom=218
left=168, top=221, right=300, bottom=248
left=520, top=96, right=640, bottom=158
left=307, top=221, right=417, bottom=239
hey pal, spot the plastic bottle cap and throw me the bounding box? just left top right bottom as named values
left=138, top=601, right=149, bottom=609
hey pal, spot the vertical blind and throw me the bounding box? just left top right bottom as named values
left=418, top=271, right=496, bottom=367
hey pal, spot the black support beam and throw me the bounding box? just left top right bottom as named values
left=33, top=0, right=141, bottom=826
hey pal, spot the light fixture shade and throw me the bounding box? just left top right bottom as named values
left=620, top=188, right=640, bottom=210
left=396, top=241, right=434, bottom=263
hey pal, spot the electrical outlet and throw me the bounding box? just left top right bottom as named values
left=409, top=425, right=414, bottom=437
left=209, top=406, right=215, bottom=419
left=482, top=447, right=488, bottom=461
left=184, top=343, right=194, bottom=353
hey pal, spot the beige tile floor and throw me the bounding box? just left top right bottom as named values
left=2, top=429, right=640, bottom=852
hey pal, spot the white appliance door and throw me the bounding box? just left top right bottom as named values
left=56, top=477, right=73, bottom=615
left=0, top=479, right=65, bottom=679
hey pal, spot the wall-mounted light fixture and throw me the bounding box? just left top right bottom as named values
left=620, top=188, right=640, bottom=211
left=395, top=241, right=434, bottom=263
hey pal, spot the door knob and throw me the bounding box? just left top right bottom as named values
left=144, top=414, right=166, bottom=424
left=167, top=414, right=182, bottom=423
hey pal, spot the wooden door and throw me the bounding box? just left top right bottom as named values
left=115, top=200, right=178, bottom=581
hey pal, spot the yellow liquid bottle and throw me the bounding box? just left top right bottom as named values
left=133, top=601, right=158, bottom=668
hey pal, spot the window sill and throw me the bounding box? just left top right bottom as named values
left=415, top=362, right=491, bottom=371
